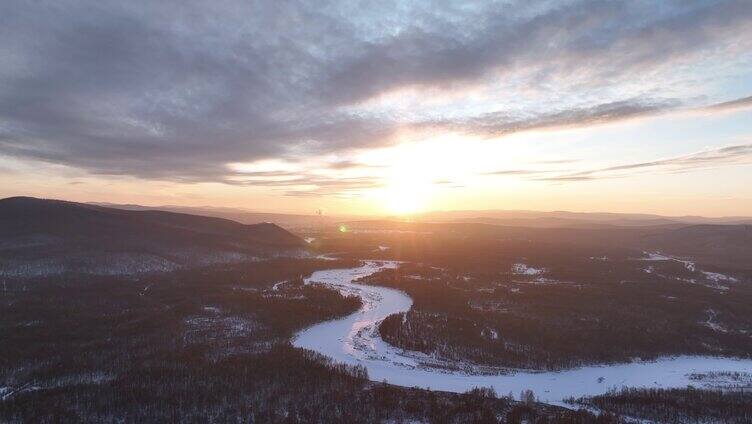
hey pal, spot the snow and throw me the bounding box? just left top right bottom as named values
left=315, top=253, right=340, bottom=261
left=511, top=263, right=544, bottom=275
left=525, top=277, right=568, bottom=285
left=637, top=252, right=737, bottom=291
left=184, top=314, right=261, bottom=341
left=700, top=309, right=728, bottom=333
left=294, top=261, right=752, bottom=407
left=482, top=328, right=499, bottom=340
left=1, top=373, right=116, bottom=400
left=640, top=252, right=673, bottom=261
left=638, top=252, right=695, bottom=271
left=702, top=271, right=738, bottom=283
left=688, top=371, right=752, bottom=389
left=50, top=372, right=115, bottom=388
left=271, top=280, right=288, bottom=291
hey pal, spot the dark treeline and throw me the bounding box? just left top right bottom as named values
left=568, top=387, right=752, bottom=424
left=2, top=258, right=361, bottom=371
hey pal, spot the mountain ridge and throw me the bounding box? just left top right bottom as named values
left=0, top=197, right=307, bottom=277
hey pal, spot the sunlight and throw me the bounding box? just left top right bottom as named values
left=374, top=141, right=444, bottom=215
left=383, top=180, right=429, bottom=215
left=365, top=133, right=483, bottom=215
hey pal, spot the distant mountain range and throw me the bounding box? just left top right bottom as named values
left=93, top=202, right=752, bottom=230
left=0, top=197, right=307, bottom=278
left=415, top=209, right=752, bottom=228
left=90, top=202, right=345, bottom=228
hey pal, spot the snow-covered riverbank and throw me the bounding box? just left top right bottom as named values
left=293, top=261, right=752, bottom=406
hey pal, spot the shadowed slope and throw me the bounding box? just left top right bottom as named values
left=0, top=197, right=306, bottom=277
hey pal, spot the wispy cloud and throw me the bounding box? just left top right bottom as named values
left=224, top=171, right=384, bottom=197
left=702, top=95, right=752, bottom=112
left=433, top=98, right=682, bottom=137
left=534, top=159, right=580, bottom=165
left=432, top=180, right=465, bottom=189
left=534, top=143, right=752, bottom=182
left=483, top=169, right=562, bottom=176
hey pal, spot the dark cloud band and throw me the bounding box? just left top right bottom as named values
left=0, top=0, right=750, bottom=183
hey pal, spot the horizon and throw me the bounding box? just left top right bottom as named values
left=2, top=1, right=752, bottom=216
left=4, top=195, right=752, bottom=221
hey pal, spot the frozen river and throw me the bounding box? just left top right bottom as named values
left=293, top=261, right=752, bottom=406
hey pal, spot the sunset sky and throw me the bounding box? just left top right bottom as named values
left=2, top=0, right=752, bottom=216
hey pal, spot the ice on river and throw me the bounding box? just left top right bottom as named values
left=293, top=261, right=752, bottom=406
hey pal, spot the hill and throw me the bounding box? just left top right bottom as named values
left=90, top=202, right=341, bottom=228
left=0, top=197, right=307, bottom=277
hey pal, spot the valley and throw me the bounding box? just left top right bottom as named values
left=1, top=198, right=751, bottom=422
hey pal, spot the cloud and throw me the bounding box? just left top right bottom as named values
left=535, top=143, right=752, bottom=182
left=322, top=160, right=386, bottom=170
left=703, top=95, right=752, bottom=112
left=534, top=159, right=580, bottom=165
left=323, top=0, right=752, bottom=104
left=483, top=169, right=559, bottom=176
left=0, top=0, right=751, bottom=183
left=434, top=98, right=681, bottom=137
left=225, top=170, right=384, bottom=197
left=432, top=180, right=464, bottom=189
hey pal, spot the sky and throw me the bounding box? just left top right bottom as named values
left=1, top=0, right=752, bottom=216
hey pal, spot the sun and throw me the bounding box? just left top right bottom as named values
left=383, top=183, right=427, bottom=215
left=380, top=157, right=435, bottom=216
left=362, top=134, right=477, bottom=216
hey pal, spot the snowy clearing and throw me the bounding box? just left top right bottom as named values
left=636, top=252, right=738, bottom=291
left=511, top=263, right=544, bottom=275
left=638, top=251, right=696, bottom=271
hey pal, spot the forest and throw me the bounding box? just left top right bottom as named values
left=341, top=229, right=752, bottom=370
left=368, top=259, right=752, bottom=370
left=0, top=257, right=617, bottom=423
left=567, top=386, right=752, bottom=423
